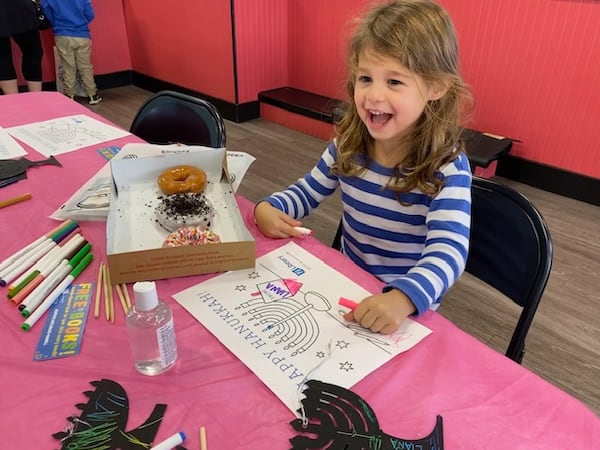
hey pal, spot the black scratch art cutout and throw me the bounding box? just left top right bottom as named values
left=0, top=155, right=62, bottom=182
left=289, top=380, right=443, bottom=450
left=52, top=379, right=187, bottom=450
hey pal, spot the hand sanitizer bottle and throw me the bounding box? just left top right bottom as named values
left=127, top=281, right=178, bottom=375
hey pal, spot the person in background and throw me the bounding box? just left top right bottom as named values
left=0, top=0, right=44, bottom=94
left=254, top=0, right=474, bottom=335
left=41, top=0, right=102, bottom=104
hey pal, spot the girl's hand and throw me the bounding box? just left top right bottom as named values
left=254, top=201, right=306, bottom=239
left=343, top=289, right=416, bottom=334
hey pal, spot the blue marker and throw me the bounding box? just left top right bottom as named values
left=150, top=431, right=186, bottom=450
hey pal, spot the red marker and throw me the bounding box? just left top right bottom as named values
left=338, top=297, right=359, bottom=310
left=293, top=226, right=313, bottom=235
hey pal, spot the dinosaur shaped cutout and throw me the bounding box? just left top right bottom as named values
left=52, top=378, right=187, bottom=450
left=290, top=380, right=443, bottom=450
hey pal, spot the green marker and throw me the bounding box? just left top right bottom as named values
left=22, top=252, right=93, bottom=331
left=20, top=243, right=92, bottom=317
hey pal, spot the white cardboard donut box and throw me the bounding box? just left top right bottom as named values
left=106, top=146, right=255, bottom=284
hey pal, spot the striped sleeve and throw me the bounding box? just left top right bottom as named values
left=263, top=142, right=339, bottom=219
left=383, top=153, right=472, bottom=314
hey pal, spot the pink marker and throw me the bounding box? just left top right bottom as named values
left=338, top=296, right=359, bottom=310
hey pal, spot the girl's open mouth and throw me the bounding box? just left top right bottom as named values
left=370, top=111, right=392, bottom=126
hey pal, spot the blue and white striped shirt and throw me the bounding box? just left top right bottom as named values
left=264, top=141, right=472, bottom=315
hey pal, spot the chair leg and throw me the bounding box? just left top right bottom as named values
left=516, top=349, right=525, bottom=364
left=506, top=344, right=525, bottom=364
left=331, top=220, right=343, bottom=250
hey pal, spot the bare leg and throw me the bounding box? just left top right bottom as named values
left=0, top=79, right=19, bottom=94
left=26, top=80, right=42, bottom=92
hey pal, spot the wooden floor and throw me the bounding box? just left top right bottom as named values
left=89, top=85, right=600, bottom=415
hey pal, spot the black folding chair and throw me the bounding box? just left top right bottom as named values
left=130, top=90, right=226, bottom=147
left=331, top=177, right=553, bottom=363
left=465, top=177, right=552, bottom=363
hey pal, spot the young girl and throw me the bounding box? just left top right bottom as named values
left=254, top=0, right=473, bottom=334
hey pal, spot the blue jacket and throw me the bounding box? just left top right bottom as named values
left=41, top=0, right=95, bottom=38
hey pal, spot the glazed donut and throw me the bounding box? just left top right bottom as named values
left=155, top=192, right=215, bottom=231
left=158, top=165, right=207, bottom=195
left=163, top=226, right=221, bottom=247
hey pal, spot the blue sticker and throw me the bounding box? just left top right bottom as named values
left=97, top=146, right=121, bottom=160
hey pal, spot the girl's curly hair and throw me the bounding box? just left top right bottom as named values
left=334, top=0, right=474, bottom=198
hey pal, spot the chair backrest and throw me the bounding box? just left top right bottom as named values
left=330, top=177, right=553, bottom=364
left=130, top=90, right=226, bottom=148
left=466, top=177, right=552, bottom=363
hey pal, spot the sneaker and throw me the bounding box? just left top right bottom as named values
left=89, top=94, right=102, bottom=105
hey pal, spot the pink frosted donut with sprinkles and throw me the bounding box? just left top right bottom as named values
left=163, top=225, right=221, bottom=248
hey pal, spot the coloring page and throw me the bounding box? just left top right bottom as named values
left=174, top=241, right=432, bottom=413
left=0, top=126, right=27, bottom=159
left=7, top=114, right=130, bottom=157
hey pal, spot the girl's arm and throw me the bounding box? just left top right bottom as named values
left=261, top=142, right=340, bottom=220
left=383, top=153, right=472, bottom=315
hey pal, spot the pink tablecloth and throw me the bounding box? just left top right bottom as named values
left=1, top=92, right=598, bottom=449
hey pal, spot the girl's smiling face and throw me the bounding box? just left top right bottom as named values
left=353, top=49, right=441, bottom=151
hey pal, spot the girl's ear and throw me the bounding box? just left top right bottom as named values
left=427, top=79, right=450, bottom=101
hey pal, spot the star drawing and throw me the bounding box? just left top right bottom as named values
left=336, top=340, right=350, bottom=350
left=339, top=361, right=354, bottom=372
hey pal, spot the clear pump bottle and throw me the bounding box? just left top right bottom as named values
left=126, top=281, right=178, bottom=375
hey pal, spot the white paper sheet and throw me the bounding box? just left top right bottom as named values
left=0, top=126, right=27, bottom=159
left=6, top=114, right=130, bottom=157
left=173, top=241, right=432, bottom=414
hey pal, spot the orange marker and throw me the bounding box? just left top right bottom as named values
left=0, top=192, right=32, bottom=209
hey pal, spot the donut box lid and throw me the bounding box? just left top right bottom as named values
left=106, top=148, right=255, bottom=284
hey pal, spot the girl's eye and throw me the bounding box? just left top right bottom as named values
left=388, top=79, right=403, bottom=86
left=357, top=75, right=371, bottom=83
